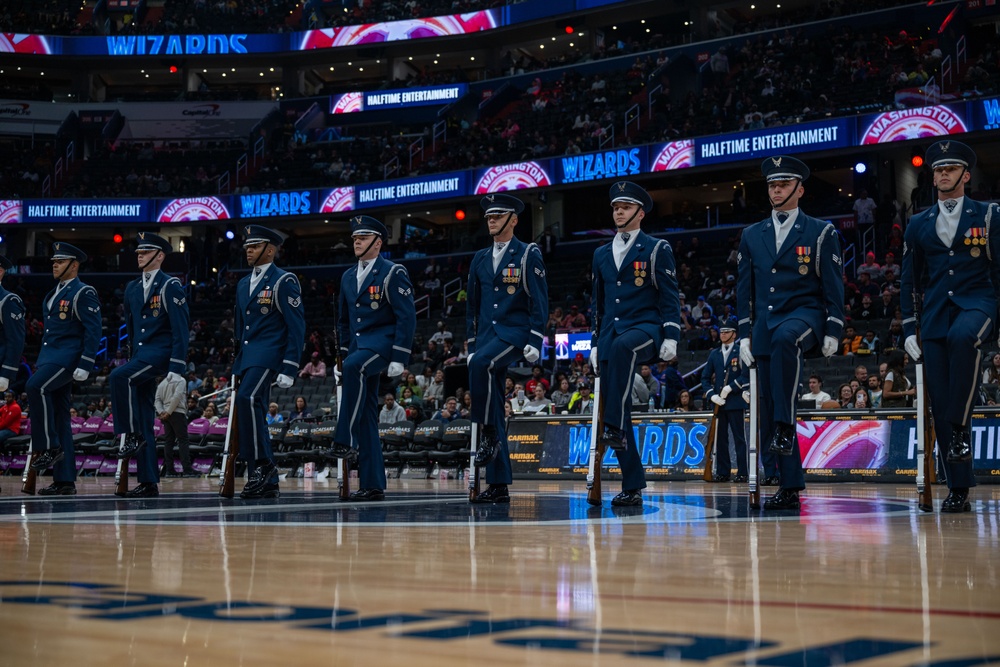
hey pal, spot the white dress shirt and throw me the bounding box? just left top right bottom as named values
left=356, top=259, right=375, bottom=291
left=935, top=196, right=964, bottom=247
left=492, top=241, right=508, bottom=272
left=142, top=268, right=160, bottom=302
left=773, top=208, right=800, bottom=252
left=249, top=262, right=272, bottom=296
left=612, top=230, right=639, bottom=271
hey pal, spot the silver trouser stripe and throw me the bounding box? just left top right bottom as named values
left=618, top=339, right=654, bottom=425
left=36, top=367, right=68, bottom=453
left=483, top=345, right=515, bottom=426
left=962, top=318, right=993, bottom=419
left=247, top=371, right=271, bottom=460
left=126, top=364, right=154, bottom=433
left=790, top=328, right=813, bottom=419
left=349, top=354, right=382, bottom=443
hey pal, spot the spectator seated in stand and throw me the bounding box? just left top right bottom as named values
left=289, top=396, right=312, bottom=421
left=299, top=352, right=327, bottom=379
left=0, top=390, right=22, bottom=447
left=266, top=402, right=284, bottom=424
left=432, top=396, right=461, bottom=423
left=522, top=385, right=554, bottom=415
left=379, top=393, right=408, bottom=424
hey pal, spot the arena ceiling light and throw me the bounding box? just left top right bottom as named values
left=854, top=162, right=867, bottom=174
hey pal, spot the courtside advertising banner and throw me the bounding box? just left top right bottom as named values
left=507, top=412, right=1000, bottom=481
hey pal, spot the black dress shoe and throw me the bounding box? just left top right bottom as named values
left=163, top=470, right=182, bottom=478
left=240, top=481, right=280, bottom=499
left=469, top=483, right=510, bottom=504
left=611, top=489, right=643, bottom=507
left=181, top=469, right=201, bottom=478
left=126, top=482, right=159, bottom=498
left=117, top=433, right=146, bottom=459
left=768, top=423, right=796, bottom=456
left=38, top=482, right=76, bottom=496
left=762, top=475, right=781, bottom=486
left=940, top=488, right=971, bottom=513
left=601, top=424, right=627, bottom=452
left=946, top=426, right=972, bottom=463
left=763, top=488, right=801, bottom=510
left=474, top=429, right=501, bottom=467
left=30, top=448, right=64, bottom=471
left=713, top=473, right=731, bottom=483
left=348, top=487, right=385, bottom=502
left=321, top=443, right=359, bottom=463
left=733, top=474, right=749, bottom=483
left=243, top=461, right=278, bottom=494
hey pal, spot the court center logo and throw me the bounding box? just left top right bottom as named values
left=860, top=105, right=967, bottom=144
left=157, top=197, right=231, bottom=222
left=0, top=200, right=22, bottom=223
left=651, top=140, right=695, bottom=171
left=319, top=187, right=355, bottom=213
left=475, top=162, right=552, bottom=193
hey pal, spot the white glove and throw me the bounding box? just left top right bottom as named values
left=387, top=362, right=405, bottom=378
left=589, top=346, right=598, bottom=371
left=710, top=394, right=726, bottom=407
left=523, top=345, right=540, bottom=363
left=659, top=339, right=677, bottom=361
left=333, top=366, right=342, bottom=381
left=720, top=385, right=732, bottom=399
left=742, top=391, right=751, bottom=403
left=276, top=373, right=294, bottom=389
left=466, top=352, right=474, bottom=365
left=739, top=340, right=754, bottom=367
left=821, top=335, right=839, bottom=358
left=167, top=371, right=184, bottom=384
left=73, top=369, right=89, bottom=382
left=0, top=377, right=8, bottom=392
left=904, top=335, right=922, bottom=362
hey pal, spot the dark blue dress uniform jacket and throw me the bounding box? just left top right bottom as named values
left=466, top=238, right=548, bottom=355
left=124, top=272, right=189, bottom=374
left=700, top=342, right=750, bottom=410
left=0, top=286, right=25, bottom=382
left=337, top=257, right=417, bottom=364
left=38, top=278, right=102, bottom=372
left=901, top=199, right=1000, bottom=340
left=736, top=213, right=845, bottom=352
left=233, top=265, right=306, bottom=376
left=590, top=230, right=681, bottom=356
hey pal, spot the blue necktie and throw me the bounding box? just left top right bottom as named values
left=777, top=212, right=789, bottom=223
left=943, top=200, right=958, bottom=213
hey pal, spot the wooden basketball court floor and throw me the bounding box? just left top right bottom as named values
left=0, top=478, right=998, bottom=666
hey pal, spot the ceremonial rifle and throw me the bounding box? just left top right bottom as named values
left=913, top=290, right=935, bottom=512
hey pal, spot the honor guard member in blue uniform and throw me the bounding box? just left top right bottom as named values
left=902, top=140, right=1000, bottom=513
left=233, top=225, right=306, bottom=499
left=0, top=254, right=24, bottom=493
left=590, top=181, right=681, bottom=507
left=466, top=193, right=548, bottom=503
left=737, top=156, right=844, bottom=510
left=27, top=243, right=102, bottom=495
left=700, top=318, right=750, bottom=482
left=111, top=233, right=190, bottom=497
left=325, top=215, right=415, bottom=501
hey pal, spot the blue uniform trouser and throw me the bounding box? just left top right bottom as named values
left=26, top=364, right=75, bottom=483
left=236, top=367, right=278, bottom=475
left=334, top=349, right=389, bottom=490
left=600, top=328, right=654, bottom=492
left=110, top=358, right=164, bottom=484
left=921, top=306, right=989, bottom=490
left=469, top=336, right=522, bottom=485
left=715, top=408, right=748, bottom=477
left=757, top=319, right=817, bottom=491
